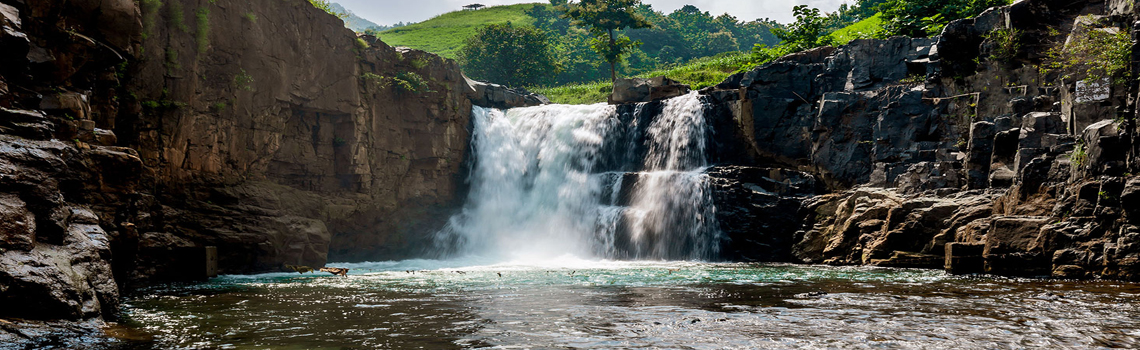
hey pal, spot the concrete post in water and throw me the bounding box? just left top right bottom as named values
left=205, top=246, right=218, bottom=278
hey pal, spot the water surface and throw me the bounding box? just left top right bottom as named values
left=110, top=259, right=1140, bottom=349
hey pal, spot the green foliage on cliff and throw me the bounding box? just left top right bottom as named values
left=878, top=0, right=1010, bottom=37
left=195, top=7, right=210, bottom=56
left=459, top=23, right=559, bottom=87
left=1043, top=19, right=1132, bottom=84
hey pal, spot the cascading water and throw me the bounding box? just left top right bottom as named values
left=434, top=92, right=721, bottom=261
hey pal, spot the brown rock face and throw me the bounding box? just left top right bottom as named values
left=120, top=0, right=478, bottom=271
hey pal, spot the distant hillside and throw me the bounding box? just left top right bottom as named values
left=330, top=3, right=381, bottom=32
left=378, top=4, right=537, bottom=59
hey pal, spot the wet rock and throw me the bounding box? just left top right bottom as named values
left=0, top=108, right=54, bottom=140
left=466, top=76, right=550, bottom=109
left=983, top=216, right=1052, bottom=276
left=0, top=213, right=118, bottom=320
left=945, top=242, right=985, bottom=274
left=0, top=193, right=35, bottom=250
left=610, top=76, right=691, bottom=104
left=707, top=166, right=817, bottom=261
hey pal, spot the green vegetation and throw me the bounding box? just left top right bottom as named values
left=378, top=4, right=536, bottom=59
left=141, top=0, right=162, bottom=40
left=195, top=7, right=210, bottom=55
left=1043, top=18, right=1132, bottom=84
left=359, top=72, right=431, bottom=95
left=749, top=5, right=833, bottom=64
left=1071, top=141, right=1087, bottom=167
left=878, top=0, right=1010, bottom=37
left=308, top=0, right=348, bottom=19
left=355, top=37, right=369, bottom=49
left=560, top=0, right=654, bottom=82
left=827, top=13, right=884, bottom=45
left=378, top=2, right=779, bottom=86
left=167, top=0, right=188, bottom=32
left=983, top=28, right=1020, bottom=65
left=233, top=69, right=254, bottom=91
left=534, top=51, right=749, bottom=104
left=532, top=81, right=612, bottom=105
left=243, top=12, right=257, bottom=23
left=459, top=22, right=559, bottom=87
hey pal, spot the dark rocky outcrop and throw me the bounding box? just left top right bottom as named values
left=691, top=0, right=1140, bottom=279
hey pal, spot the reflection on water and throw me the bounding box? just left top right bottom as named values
left=104, top=259, right=1140, bottom=349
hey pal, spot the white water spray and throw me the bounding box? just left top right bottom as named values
left=435, top=93, right=721, bottom=261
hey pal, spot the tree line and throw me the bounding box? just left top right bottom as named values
left=460, top=0, right=1012, bottom=88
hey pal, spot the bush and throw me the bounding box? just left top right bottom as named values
left=1043, top=19, right=1132, bottom=84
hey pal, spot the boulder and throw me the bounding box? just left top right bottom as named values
left=0, top=210, right=119, bottom=320
left=466, top=76, right=550, bottom=109
left=610, top=76, right=691, bottom=104
left=983, top=216, right=1052, bottom=275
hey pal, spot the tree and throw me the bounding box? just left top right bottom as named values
left=559, top=0, right=653, bottom=82
left=458, top=23, right=560, bottom=87
left=748, top=6, right=832, bottom=66
left=771, top=5, right=832, bottom=52
left=879, top=0, right=1010, bottom=37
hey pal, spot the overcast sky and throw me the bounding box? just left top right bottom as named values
left=336, top=0, right=851, bottom=26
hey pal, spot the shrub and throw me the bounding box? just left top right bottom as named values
left=984, top=28, right=1021, bottom=65
left=1043, top=19, right=1132, bottom=84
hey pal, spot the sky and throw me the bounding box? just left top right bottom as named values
left=336, top=0, right=851, bottom=26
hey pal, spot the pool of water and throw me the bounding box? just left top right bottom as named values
left=102, top=257, right=1140, bottom=349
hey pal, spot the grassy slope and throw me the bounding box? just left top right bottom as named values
left=828, top=13, right=884, bottom=45
left=377, top=3, right=538, bottom=59
left=534, top=52, right=752, bottom=104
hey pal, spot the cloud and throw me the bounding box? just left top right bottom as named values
left=336, top=0, right=852, bottom=26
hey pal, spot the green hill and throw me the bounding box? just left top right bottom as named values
left=828, top=13, right=884, bottom=45
left=377, top=3, right=538, bottom=59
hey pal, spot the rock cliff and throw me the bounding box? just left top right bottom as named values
left=701, top=0, right=1140, bottom=279
left=0, top=0, right=544, bottom=328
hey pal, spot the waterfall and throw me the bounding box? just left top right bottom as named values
left=434, top=92, right=721, bottom=261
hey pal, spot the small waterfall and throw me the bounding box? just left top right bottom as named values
left=434, top=93, right=721, bottom=261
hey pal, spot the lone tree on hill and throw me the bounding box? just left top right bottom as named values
left=463, top=4, right=486, bottom=10
left=559, top=0, right=653, bottom=82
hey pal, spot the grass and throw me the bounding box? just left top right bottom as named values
left=377, top=3, right=537, bottom=59
left=533, top=52, right=752, bottom=104
left=827, top=13, right=884, bottom=45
